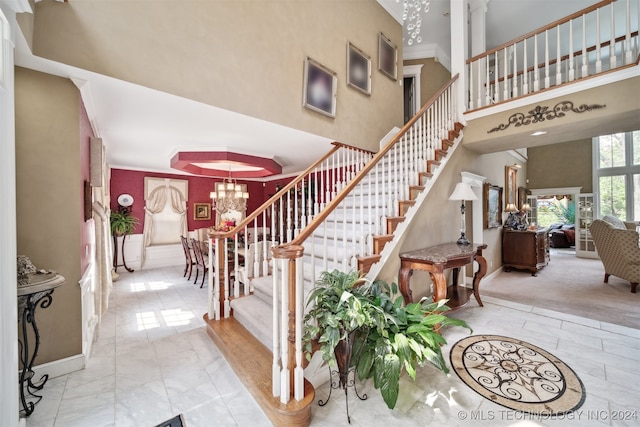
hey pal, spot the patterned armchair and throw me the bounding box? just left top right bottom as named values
left=589, top=215, right=639, bottom=293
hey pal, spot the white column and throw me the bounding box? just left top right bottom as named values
left=0, top=2, right=28, bottom=425
left=469, top=0, right=489, bottom=56
left=450, top=0, right=468, bottom=119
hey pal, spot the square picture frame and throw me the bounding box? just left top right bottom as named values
left=347, top=42, right=371, bottom=95
left=302, top=57, right=337, bottom=118
left=194, top=203, right=211, bottom=221
left=483, top=183, right=503, bottom=229
left=378, top=33, right=397, bottom=81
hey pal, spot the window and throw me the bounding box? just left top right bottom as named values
left=594, top=130, right=640, bottom=221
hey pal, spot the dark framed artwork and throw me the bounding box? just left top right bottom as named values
left=505, top=165, right=519, bottom=208
left=378, top=33, right=397, bottom=81
left=302, top=57, right=337, bottom=118
left=484, top=183, right=503, bottom=229
left=194, top=203, right=211, bottom=221
left=347, top=42, right=371, bottom=95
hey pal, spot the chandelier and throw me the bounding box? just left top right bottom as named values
left=397, top=0, right=430, bottom=45
left=210, top=178, right=249, bottom=215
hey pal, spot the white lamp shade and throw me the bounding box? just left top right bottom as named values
left=448, top=182, right=478, bottom=201
left=505, top=203, right=518, bottom=212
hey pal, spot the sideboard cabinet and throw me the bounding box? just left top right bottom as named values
left=502, top=228, right=549, bottom=276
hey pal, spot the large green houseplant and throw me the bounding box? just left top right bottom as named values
left=110, top=210, right=139, bottom=236
left=303, top=270, right=471, bottom=410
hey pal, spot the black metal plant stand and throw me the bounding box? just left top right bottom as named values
left=17, top=273, right=64, bottom=416
left=317, top=331, right=368, bottom=424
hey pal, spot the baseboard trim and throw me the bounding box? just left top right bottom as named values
left=29, top=354, right=85, bottom=380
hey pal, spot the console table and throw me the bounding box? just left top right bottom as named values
left=17, top=272, right=65, bottom=416
left=398, top=243, right=488, bottom=310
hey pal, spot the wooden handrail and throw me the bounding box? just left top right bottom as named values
left=208, top=141, right=371, bottom=239
left=467, top=0, right=615, bottom=64
left=486, top=30, right=639, bottom=85
left=286, top=74, right=460, bottom=248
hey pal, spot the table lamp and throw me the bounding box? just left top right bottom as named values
left=448, top=182, right=478, bottom=245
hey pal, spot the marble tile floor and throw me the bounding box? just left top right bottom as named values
left=23, top=266, right=640, bottom=427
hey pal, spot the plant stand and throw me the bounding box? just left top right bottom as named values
left=317, top=332, right=367, bottom=424
left=113, top=234, right=134, bottom=273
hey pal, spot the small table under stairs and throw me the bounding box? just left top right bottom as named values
left=398, top=242, right=488, bottom=310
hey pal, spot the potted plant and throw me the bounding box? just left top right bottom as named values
left=109, top=210, right=139, bottom=236
left=303, top=270, right=471, bottom=412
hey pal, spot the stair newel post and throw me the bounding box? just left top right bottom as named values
left=272, top=244, right=305, bottom=403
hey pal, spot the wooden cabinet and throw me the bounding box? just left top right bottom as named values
left=502, top=228, right=549, bottom=276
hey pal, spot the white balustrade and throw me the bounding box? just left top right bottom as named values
left=467, top=0, right=639, bottom=110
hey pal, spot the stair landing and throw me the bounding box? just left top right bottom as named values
left=204, top=314, right=315, bottom=426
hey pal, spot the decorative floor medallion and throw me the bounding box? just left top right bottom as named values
left=450, top=335, right=585, bottom=415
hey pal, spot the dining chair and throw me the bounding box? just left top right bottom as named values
left=180, top=236, right=195, bottom=280
left=190, top=237, right=209, bottom=288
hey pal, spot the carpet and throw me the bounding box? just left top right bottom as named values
left=154, top=414, right=186, bottom=427
left=450, top=335, right=585, bottom=415
left=482, top=250, right=640, bottom=329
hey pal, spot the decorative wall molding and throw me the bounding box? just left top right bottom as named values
left=488, top=101, right=606, bottom=133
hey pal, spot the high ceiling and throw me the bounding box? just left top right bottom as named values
left=16, top=0, right=598, bottom=179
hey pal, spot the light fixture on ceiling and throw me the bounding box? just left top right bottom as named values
left=210, top=177, right=249, bottom=215
left=448, top=181, right=478, bottom=245
left=397, top=0, right=431, bottom=45
left=530, top=131, right=547, bottom=136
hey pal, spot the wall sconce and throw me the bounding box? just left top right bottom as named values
left=448, top=182, right=478, bottom=245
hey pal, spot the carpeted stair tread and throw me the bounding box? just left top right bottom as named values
left=230, top=294, right=273, bottom=349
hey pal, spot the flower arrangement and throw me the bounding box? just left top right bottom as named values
left=211, top=219, right=236, bottom=232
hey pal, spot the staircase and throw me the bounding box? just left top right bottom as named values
left=204, top=75, right=463, bottom=426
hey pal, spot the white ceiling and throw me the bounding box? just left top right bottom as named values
left=15, top=0, right=597, bottom=179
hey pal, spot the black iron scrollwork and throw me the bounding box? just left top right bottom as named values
left=487, top=101, right=606, bottom=133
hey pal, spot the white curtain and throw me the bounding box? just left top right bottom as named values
left=141, top=181, right=188, bottom=267
left=92, top=202, right=113, bottom=315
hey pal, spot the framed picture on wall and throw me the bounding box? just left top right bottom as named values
left=484, top=183, right=503, bottom=229
left=302, top=57, right=337, bottom=118
left=505, top=165, right=519, bottom=209
left=194, top=203, right=211, bottom=221
left=378, top=33, right=397, bottom=81
left=347, top=42, right=371, bottom=95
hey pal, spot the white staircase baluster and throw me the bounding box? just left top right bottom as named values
left=294, top=257, right=304, bottom=401
left=610, top=3, right=617, bottom=69
left=569, top=19, right=575, bottom=81
left=523, top=39, right=529, bottom=94
left=545, top=30, right=551, bottom=88
left=625, top=0, right=632, bottom=64
left=556, top=25, right=562, bottom=85
left=596, top=9, right=602, bottom=73
left=272, top=257, right=280, bottom=397
left=512, top=43, right=518, bottom=98
left=279, top=258, right=289, bottom=404
left=581, top=14, right=588, bottom=78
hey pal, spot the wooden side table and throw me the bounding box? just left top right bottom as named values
left=398, top=242, right=488, bottom=310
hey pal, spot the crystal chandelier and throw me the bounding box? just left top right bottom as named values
left=397, top=0, right=430, bottom=45
left=210, top=178, right=249, bottom=215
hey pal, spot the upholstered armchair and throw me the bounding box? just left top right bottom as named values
left=589, top=215, right=639, bottom=293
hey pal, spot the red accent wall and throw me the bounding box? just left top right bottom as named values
left=79, top=97, right=93, bottom=274
left=110, top=169, right=289, bottom=232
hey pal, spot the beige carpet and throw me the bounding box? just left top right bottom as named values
left=482, top=250, right=640, bottom=329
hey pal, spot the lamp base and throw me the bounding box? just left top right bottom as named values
left=456, top=234, right=471, bottom=246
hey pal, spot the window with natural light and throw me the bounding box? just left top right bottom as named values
left=594, top=130, right=640, bottom=221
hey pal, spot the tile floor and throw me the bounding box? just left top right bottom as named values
left=23, top=265, right=640, bottom=427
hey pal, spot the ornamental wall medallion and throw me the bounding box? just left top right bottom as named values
left=487, top=101, right=606, bottom=133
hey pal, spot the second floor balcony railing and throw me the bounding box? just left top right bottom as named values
left=467, top=0, right=639, bottom=111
